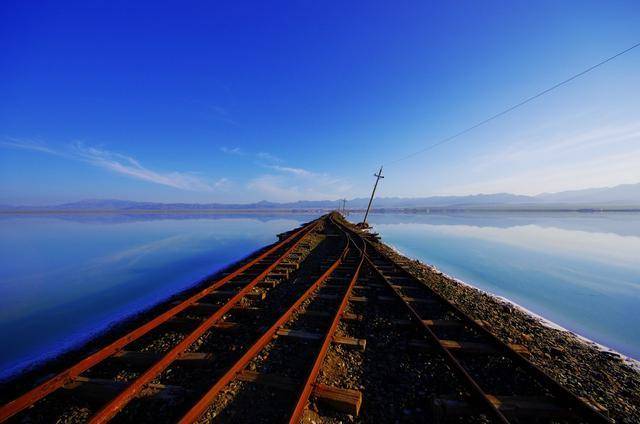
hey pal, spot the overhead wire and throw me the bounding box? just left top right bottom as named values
left=384, top=41, right=640, bottom=166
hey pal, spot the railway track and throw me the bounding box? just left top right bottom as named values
left=333, top=217, right=612, bottom=424
left=0, top=217, right=324, bottom=422
left=0, top=213, right=615, bottom=423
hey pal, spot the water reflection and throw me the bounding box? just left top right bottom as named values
left=0, top=213, right=319, bottom=379
left=352, top=212, right=640, bottom=359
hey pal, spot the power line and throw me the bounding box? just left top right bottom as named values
left=386, top=41, right=640, bottom=166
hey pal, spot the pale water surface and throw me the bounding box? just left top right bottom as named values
left=353, top=212, right=640, bottom=359
left=0, top=213, right=318, bottom=379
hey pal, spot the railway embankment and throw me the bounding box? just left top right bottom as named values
left=354, top=219, right=640, bottom=423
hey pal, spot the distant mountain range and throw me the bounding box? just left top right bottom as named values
left=2, top=183, right=639, bottom=212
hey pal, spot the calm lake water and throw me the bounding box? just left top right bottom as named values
left=354, top=212, right=640, bottom=360
left=0, top=213, right=318, bottom=379
left=1, top=211, right=638, bottom=380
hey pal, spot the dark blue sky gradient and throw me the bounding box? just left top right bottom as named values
left=1, top=1, right=639, bottom=203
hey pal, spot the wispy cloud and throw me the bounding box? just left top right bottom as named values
left=434, top=121, right=640, bottom=195
left=443, top=147, right=640, bottom=195
left=218, top=146, right=283, bottom=164
left=471, top=123, right=640, bottom=174
left=247, top=172, right=352, bottom=202
left=256, top=151, right=282, bottom=163
left=220, top=146, right=243, bottom=155
left=266, top=165, right=316, bottom=177
left=230, top=149, right=352, bottom=200
left=210, top=105, right=239, bottom=127
left=2, top=139, right=227, bottom=192
left=1, top=139, right=60, bottom=155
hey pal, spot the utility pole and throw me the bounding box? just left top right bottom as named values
left=362, top=166, right=384, bottom=226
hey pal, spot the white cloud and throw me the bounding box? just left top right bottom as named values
left=220, top=146, right=243, bottom=155
left=218, top=146, right=351, bottom=200
left=2, top=139, right=351, bottom=201
left=219, top=148, right=283, bottom=165
left=2, top=139, right=227, bottom=192
left=266, top=165, right=316, bottom=177
left=434, top=120, right=640, bottom=195
left=1, top=139, right=60, bottom=155
left=443, top=148, right=640, bottom=195
left=213, top=177, right=230, bottom=188
left=256, top=151, right=282, bottom=163
left=247, top=173, right=352, bottom=202
left=211, top=106, right=239, bottom=126
left=472, top=123, right=640, bottom=173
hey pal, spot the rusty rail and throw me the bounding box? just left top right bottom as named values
left=177, top=227, right=352, bottom=423
left=334, top=217, right=611, bottom=423
left=367, top=252, right=509, bottom=423
left=89, top=219, right=321, bottom=423
left=0, top=217, right=320, bottom=423
left=288, top=220, right=365, bottom=423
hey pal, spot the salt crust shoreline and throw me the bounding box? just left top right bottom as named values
left=383, top=242, right=640, bottom=373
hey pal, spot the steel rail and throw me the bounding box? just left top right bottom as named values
left=368, top=255, right=509, bottom=423
left=0, top=217, right=320, bottom=423
left=345, top=228, right=508, bottom=422
left=288, top=222, right=365, bottom=423
left=89, top=220, right=322, bottom=423
left=336, top=218, right=611, bottom=423
left=365, top=248, right=611, bottom=423
left=178, top=227, right=351, bottom=423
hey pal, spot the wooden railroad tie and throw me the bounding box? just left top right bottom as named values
left=409, top=339, right=530, bottom=357
left=399, top=296, right=438, bottom=304
left=343, top=312, right=364, bottom=321
left=390, top=284, right=420, bottom=291
left=303, top=310, right=363, bottom=321
left=257, top=279, right=278, bottom=288
left=111, top=350, right=216, bottom=367
left=349, top=295, right=368, bottom=303
left=275, top=329, right=366, bottom=351
left=63, top=377, right=187, bottom=403
left=231, top=305, right=262, bottom=313
left=228, top=278, right=281, bottom=288
left=163, top=316, right=203, bottom=330
left=323, top=282, right=370, bottom=290
left=170, top=302, right=261, bottom=317
left=236, top=371, right=362, bottom=415
left=432, top=395, right=606, bottom=419
left=209, top=290, right=266, bottom=301
left=347, top=294, right=429, bottom=303
left=268, top=270, right=290, bottom=278
left=392, top=318, right=489, bottom=328
left=278, top=262, right=300, bottom=270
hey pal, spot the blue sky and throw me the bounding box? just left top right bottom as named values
left=1, top=1, right=639, bottom=204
